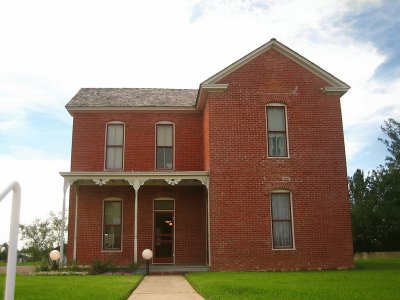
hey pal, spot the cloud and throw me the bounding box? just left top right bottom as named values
left=342, top=0, right=400, bottom=81
left=0, top=156, right=70, bottom=244
left=1, top=0, right=400, bottom=243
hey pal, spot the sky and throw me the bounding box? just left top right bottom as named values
left=0, top=0, right=399, bottom=245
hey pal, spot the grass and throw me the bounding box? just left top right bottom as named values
left=186, top=258, right=400, bottom=300
left=0, top=261, right=40, bottom=267
left=0, top=274, right=143, bottom=300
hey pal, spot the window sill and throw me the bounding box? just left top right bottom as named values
left=272, top=247, right=296, bottom=251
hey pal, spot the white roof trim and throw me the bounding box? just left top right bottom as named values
left=60, top=171, right=209, bottom=181
left=196, top=83, right=229, bottom=110
left=202, top=38, right=350, bottom=93
left=66, top=106, right=200, bottom=116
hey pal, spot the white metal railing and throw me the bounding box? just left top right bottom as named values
left=0, top=182, right=21, bottom=300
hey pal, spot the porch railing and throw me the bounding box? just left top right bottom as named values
left=0, top=182, right=22, bottom=300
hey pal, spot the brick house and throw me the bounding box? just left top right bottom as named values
left=60, top=39, right=354, bottom=271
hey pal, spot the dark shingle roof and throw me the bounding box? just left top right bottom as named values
left=66, top=88, right=198, bottom=108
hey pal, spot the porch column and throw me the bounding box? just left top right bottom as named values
left=72, top=185, right=79, bottom=261
left=128, top=179, right=145, bottom=263
left=60, top=178, right=74, bottom=267
left=199, top=178, right=210, bottom=267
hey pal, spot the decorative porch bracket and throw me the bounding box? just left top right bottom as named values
left=60, top=178, right=74, bottom=267
left=93, top=178, right=109, bottom=186
left=127, top=179, right=146, bottom=263
left=165, top=178, right=181, bottom=185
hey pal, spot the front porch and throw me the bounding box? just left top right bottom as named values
left=59, top=171, right=210, bottom=269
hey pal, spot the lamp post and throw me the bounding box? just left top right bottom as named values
left=49, top=250, right=61, bottom=270
left=141, top=249, right=153, bottom=275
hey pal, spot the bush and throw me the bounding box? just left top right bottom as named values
left=126, top=261, right=140, bottom=273
left=65, top=260, right=84, bottom=272
left=89, top=259, right=116, bottom=274
left=36, top=259, right=51, bottom=272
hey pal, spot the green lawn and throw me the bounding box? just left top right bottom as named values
left=186, top=258, right=400, bottom=300
left=0, top=261, right=40, bottom=266
left=0, top=274, right=143, bottom=300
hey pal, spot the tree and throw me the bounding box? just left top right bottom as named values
left=19, top=211, right=67, bottom=260
left=380, top=118, right=400, bottom=170
left=0, top=242, right=8, bottom=261
left=349, top=118, right=400, bottom=252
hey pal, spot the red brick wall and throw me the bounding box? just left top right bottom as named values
left=202, top=101, right=210, bottom=170
left=207, top=48, right=353, bottom=271
left=67, top=185, right=207, bottom=265
left=70, top=112, right=204, bottom=171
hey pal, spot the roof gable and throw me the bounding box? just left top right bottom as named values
left=201, top=38, right=350, bottom=95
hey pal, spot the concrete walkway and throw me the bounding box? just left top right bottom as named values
left=128, top=275, right=205, bottom=300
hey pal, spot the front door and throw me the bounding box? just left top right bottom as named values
left=153, top=200, right=174, bottom=263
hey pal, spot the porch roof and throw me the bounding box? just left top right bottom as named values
left=59, top=171, right=209, bottom=187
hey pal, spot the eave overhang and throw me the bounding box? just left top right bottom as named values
left=65, top=106, right=199, bottom=116
left=195, top=83, right=229, bottom=111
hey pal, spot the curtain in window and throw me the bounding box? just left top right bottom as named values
left=106, top=124, right=124, bottom=169
left=157, top=125, right=173, bottom=146
left=157, top=124, right=173, bottom=169
left=271, top=193, right=293, bottom=248
left=103, top=201, right=122, bottom=250
left=267, top=107, right=287, bottom=157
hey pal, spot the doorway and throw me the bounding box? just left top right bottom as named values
left=153, top=199, right=174, bottom=263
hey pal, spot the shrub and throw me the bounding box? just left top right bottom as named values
left=35, top=259, right=51, bottom=272
left=89, top=259, right=116, bottom=274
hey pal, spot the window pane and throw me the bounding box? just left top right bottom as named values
left=273, top=221, right=292, bottom=248
left=154, top=200, right=174, bottom=210
left=268, top=107, right=285, bottom=131
left=157, top=124, right=173, bottom=147
left=104, top=202, right=121, bottom=225
left=164, top=148, right=173, bottom=169
left=107, top=124, right=124, bottom=146
left=157, top=148, right=165, bottom=169
left=157, top=147, right=173, bottom=169
left=272, top=193, right=290, bottom=220
left=106, top=147, right=123, bottom=169
left=268, top=133, right=287, bottom=156
left=103, top=225, right=121, bottom=249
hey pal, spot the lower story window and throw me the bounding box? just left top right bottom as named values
left=271, top=192, right=293, bottom=249
left=103, top=201, right=122, bottom=250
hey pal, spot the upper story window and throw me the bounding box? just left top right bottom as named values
left=105, top=123, right=124, bottom=170
left=271, top=191, right=294, bottom=249
left=266, top=105, right=288, bottom=157
left=156, top=123, right=174, bottom=170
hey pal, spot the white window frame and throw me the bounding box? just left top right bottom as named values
left=104, top=121, right=125, bottom=170
left=270, top=189, right=295, bottom=250
left=155, top=121, right=175, bottom=170
left=266, top=103, right=290, bottom=158
left=102, top=197, right=123, bottom=252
